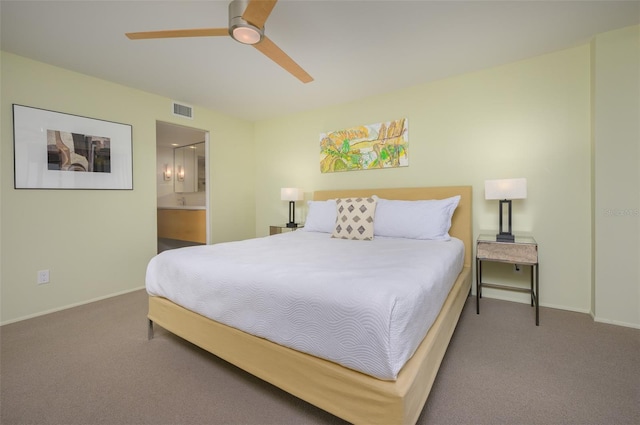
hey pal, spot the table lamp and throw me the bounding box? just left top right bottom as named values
left=281, top=188, right=304, bottom=228
left=485, top=178, right=527, bottom=242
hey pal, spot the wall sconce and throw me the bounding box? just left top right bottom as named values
left=485, top=178, right=527, bottom=242
left=281, top=187, right=304, bottom=228
left=163, top=164, right=172, bottom=181
left=177, top=165, right=185, bottom=182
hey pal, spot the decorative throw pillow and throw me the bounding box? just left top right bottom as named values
left=331, top=197, right=377, bottom=240
left=372, top=195, right=461, bottom=240
left=301, top=200, right=337, bottom=233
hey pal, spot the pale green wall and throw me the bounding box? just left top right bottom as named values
left=0, top=52, right=255, bottom=324
left=592, top=25, right=640, bottom=328
left=255, top=45, right=593, bottom=314
left=2, top=26, right=638, bottom=328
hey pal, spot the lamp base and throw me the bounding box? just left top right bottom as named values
left=496, top=233, right=515, bottom=242
left=286, top=222, right=298, bottom=228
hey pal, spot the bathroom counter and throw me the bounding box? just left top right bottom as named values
left=157, top=206, right=206, bottom=210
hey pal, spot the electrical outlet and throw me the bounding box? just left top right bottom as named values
left=37, top=269, right=50, bottom=285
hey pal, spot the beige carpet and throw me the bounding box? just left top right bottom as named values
left=1, top=289, right=639, bottom=425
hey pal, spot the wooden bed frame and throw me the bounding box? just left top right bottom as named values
left=148, top=186, right=472, bottom=425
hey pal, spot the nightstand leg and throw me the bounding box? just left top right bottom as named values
left=535, top=264, right=539, bottom=326
left=476, top=258, right=481, bottom=314
left=530, top=265, right=534, bottom=306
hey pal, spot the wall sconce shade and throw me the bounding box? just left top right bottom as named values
left=177, top=165, right=185, bottom=182
left=163, top=164, right=172, bottom=181
left=485, top=178, right=527, bottom=242
left=281, top=188, right=304, bottom=228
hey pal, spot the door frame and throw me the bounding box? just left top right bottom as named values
left=156, top=120, right=210, bottom=245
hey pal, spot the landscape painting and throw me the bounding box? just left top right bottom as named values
left=320, top=118, right=408, bottom=173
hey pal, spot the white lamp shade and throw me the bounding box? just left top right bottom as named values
left=281, top=188, right=304, bottom=201
left=485, top=178, right=527, bottom=200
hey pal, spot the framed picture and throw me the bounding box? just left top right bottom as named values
left=320, top=118, right=408, bottom=173
left=12, top=104, right=133, bottom=190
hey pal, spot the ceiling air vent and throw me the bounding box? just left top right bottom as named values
left=171, top=101, right=193, bottom=119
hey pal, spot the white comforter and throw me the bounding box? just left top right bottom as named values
left=146, top=231, right=464, bottom=380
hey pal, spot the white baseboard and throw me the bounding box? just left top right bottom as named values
left=477, top=292, right=640, bottom=329
left=593, top=316, right=640, bottom=330
left=0, top=286, right=145, bottom=326
left=476, top=290, right=590, bottom=314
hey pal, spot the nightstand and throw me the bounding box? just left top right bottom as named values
left=476, top=234, right=539, bottom=325
left=269, top=225, right=303, bottom=235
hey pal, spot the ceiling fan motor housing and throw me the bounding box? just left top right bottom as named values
left=228, top=0, right=264, bottom=44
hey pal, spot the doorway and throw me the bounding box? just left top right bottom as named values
left=156, top=121, right=209, bottom=253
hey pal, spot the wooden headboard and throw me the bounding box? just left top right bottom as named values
left=313, top=186, right=473, bottom=268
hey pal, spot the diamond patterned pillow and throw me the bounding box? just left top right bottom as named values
left=331, top=197, right=377, bottom=240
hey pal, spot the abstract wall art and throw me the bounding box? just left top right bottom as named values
left=13, top=104, right=133, bottom=189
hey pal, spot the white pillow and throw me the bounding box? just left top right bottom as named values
left=373, top=195, right=461, bottom=240
left=301, top=200, right=337, bottom=233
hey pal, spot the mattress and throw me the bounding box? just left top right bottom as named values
left=146, top=231, right=464, bottom=380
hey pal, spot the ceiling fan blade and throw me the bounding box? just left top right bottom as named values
left=242, top=0, right=277, bottom=29
left=254, top=36, right=313, bottom=83
left=126, top=28, right=229, bottom=40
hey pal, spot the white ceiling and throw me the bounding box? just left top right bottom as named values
left=1, top=1, right=639, bottom=122
left=156, top=121, right=207, bottom=148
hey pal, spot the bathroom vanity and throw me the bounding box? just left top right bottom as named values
left=157, top=207, right=206, bottom=244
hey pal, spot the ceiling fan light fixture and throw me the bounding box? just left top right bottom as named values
left=228, top=0, right=263, bottom=45
left=230, top=23, right=263, bottom=45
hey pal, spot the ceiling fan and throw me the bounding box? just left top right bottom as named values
left=125, top=0, right=313, bottom=83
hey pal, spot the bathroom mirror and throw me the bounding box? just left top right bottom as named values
left=174, top=142, right=205, bottom=193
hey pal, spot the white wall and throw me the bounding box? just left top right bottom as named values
left=254, top=45, right=592, bottom=314
left=592, top=25, right=640, bottom=328
left=0, top=52, right=256, bottom=324
left=156, top=145, right=206, bottom=208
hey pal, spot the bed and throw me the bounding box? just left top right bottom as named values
left=146, top=186, right=472, bottom=424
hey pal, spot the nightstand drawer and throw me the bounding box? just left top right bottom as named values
left=477, top=241, right=538, bottom=264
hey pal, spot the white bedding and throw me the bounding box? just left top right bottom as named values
left=146, top=231, right=464, bottom=380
